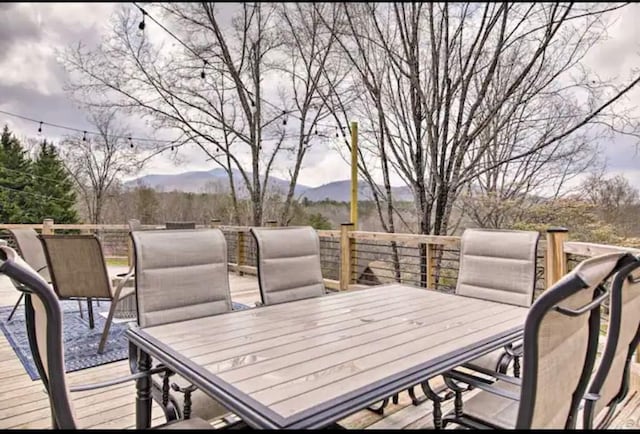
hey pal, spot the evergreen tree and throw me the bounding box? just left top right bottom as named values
left=26, top=139, right=79, bottom=223
left=0, top=125, right=32, bottom=222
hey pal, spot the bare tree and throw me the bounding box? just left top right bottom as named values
left=61, top=109, right=144, bottom=224
left=61, top=2, right=336, bottom=226
left=318, top=2, right=640, bottom=241
left=581, top=173, right=640, bottom=237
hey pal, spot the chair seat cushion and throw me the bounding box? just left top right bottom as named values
left=462, top=380, right=520, bottom=429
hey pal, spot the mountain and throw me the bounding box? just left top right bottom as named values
left=124, top=168, right=311, bottom=197
left=300, top=180, right=414, bottom=202
left=124, top=169, right=414, bottom=202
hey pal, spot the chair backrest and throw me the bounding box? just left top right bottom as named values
left=516, top=251, right=632, bottom=429
left=583, top=255, right=640, bottom=428
left=250, top=226, right=325, bottom=305
left=0, top=246, right=78, bottom=428
left=165, top=221, right=196, bottom=230
left=131, top=229, right=232, bottom=327
left=8, top=228, right=50, bottom=281
left=456, top=228, right=540, bottom=307
left=38, top=235, right=113, bottom=300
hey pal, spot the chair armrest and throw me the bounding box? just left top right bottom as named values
left=70, top=366, right=168, bottom=392
left=444, top=370, right=521, bottom=400
left=112, top=265, right=135, bottom=300
left=504, top=341, right=523, bottom=358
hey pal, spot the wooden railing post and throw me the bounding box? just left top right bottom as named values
left=340, top=223, right=354, bottom=291
left=42, top=219, right=54, bottom=235
left=210, top=219, right=221, bottom=229
left=426, top=243, right=436, bottom=289
left=236, top=231, right=245, bottom=276
left=545, top=227, right=568, bottom=289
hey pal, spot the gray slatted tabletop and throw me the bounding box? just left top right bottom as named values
left=127, top=284, right=528, bottom=429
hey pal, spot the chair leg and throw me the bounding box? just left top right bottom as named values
left=7, top=293, right=24, bottom=321
left=78, top=300, right=84, bottom=319
left=97, top=297, right=120, bottom=354
left=87, top=298, right=95, bottom=329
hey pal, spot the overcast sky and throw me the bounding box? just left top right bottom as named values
left=1, top=2, right=640, bottom=189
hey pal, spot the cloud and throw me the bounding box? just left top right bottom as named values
left=1, top=2, right=640, bottom=193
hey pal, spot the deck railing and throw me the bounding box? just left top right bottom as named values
left=0, top=219, right=570, bottom=293
left=0, top=219, right=637, bottom=364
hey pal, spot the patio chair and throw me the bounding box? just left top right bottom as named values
left=165, top=221, right=196, bottom=230
left=384, top=229, right=540, bottom=418
left=131, top=228, right=240, bottom=424
left=250, top=226, right=326, bottom=306
left=456, top=228, right=540, bottom=376
left=440, top=251, right=635, bottom=429
left=5, top=228, right=57, bottom=321
left=38, top=234, right=135, bottom=354
left=582, top=254, right=640, bottom=429
left=0, top=245, right=211, bottom=429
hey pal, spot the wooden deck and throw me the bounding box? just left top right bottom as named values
left=0, top=271, right=638, bottom=429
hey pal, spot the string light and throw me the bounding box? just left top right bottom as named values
left=0, top=109, right=184, bottom=144
left=128, top=137, right=134, bottom=148
left=282, top=111, right=287, bottom=126
left=82, top=131, right=87, bottom=141
left=130, top=2, right=345, bottom=133
left=138, top=9, right=146, bottom=31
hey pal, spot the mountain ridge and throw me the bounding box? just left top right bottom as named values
left=124, top=168, right=413, bottom=202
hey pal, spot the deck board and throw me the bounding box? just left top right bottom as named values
left=0, top=272, right=638, bottom=429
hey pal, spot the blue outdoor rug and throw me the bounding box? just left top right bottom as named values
left=0, top=300, right=249, bottom=381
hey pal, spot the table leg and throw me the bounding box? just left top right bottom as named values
left=136, top=347, right=152, bottom=429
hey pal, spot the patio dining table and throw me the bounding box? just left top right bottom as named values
left=126, top=284, right=529, bottom=429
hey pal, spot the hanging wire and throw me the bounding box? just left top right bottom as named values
left=129, top=2, right=342, bottom=131
left=0, top=109, right=183, bottom=144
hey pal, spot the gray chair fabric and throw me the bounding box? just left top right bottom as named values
left=456, top=228, right=539, bottom=307
left=38, top=234, right=134, bottom=354
left=131, top=229, right=232, bottom=328
left=0, top=245, right=211, bottom=430
left=250, top=226, right=325, bottom=305
left=446, top=251, right=630, bottom=429
left=8, top=228, right=50, bottom=281
left=131, top=228, right=234, bottom=422
left=583, top=255, right=640, bottom=428
left=458, top=228, right=539, bottom=373
left=5, top=229, right=53, bottom=322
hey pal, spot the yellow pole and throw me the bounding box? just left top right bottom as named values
left=350, top=121, right=358, bottom=229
